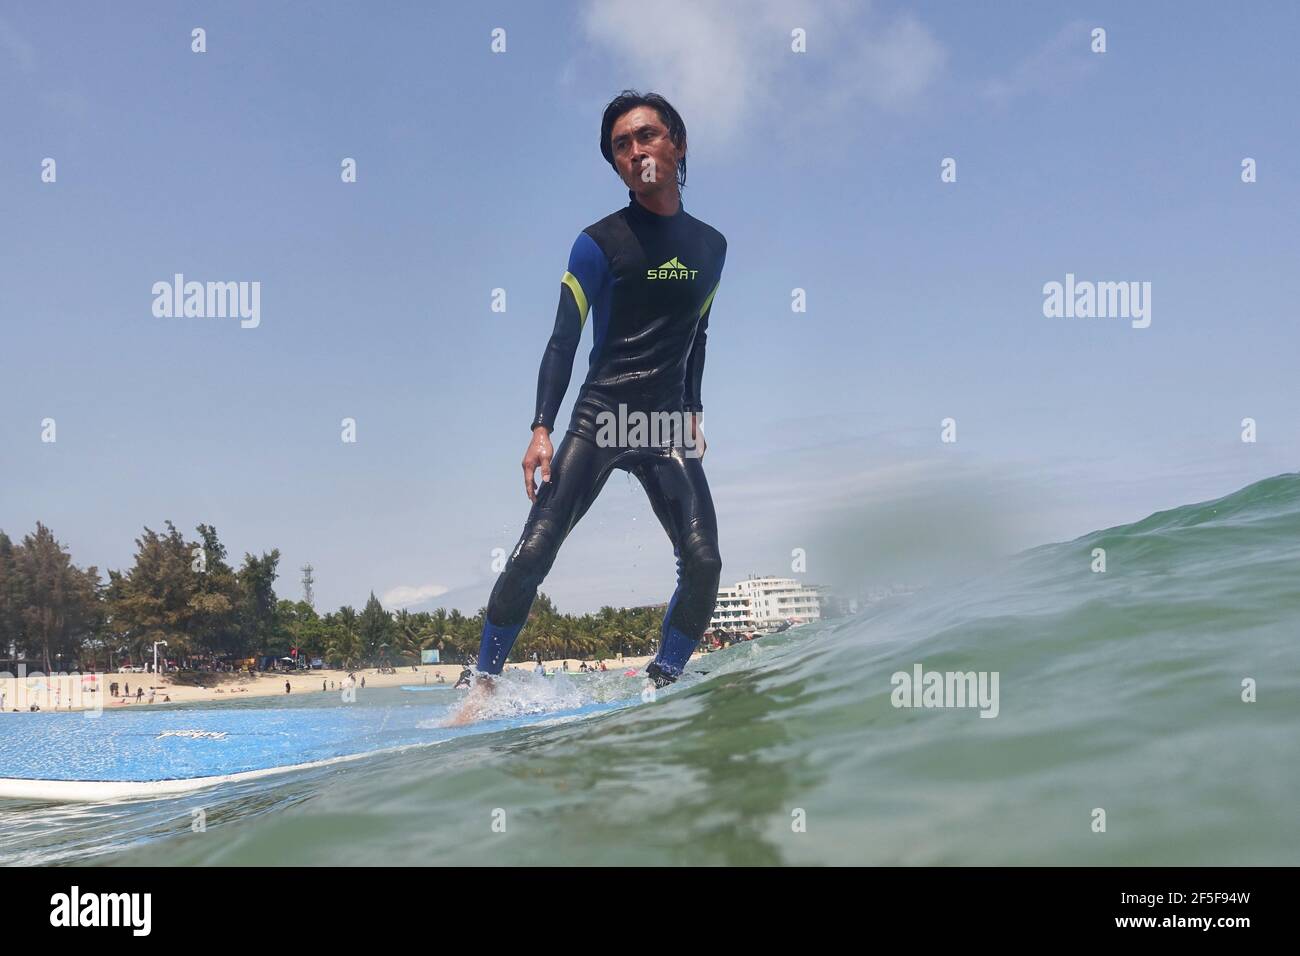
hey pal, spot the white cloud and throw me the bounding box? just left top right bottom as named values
left=982, top=20, right=1100, bottom=106
left=0, top=16, right=36, bottom=73
left=41, top=89, right=91, bottom=121
left=382, top=583, right=451, bottom=609
left=577, top=0, right=945, bottom=151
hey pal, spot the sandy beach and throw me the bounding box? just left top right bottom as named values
left=0, top=654, right=670, bottom=713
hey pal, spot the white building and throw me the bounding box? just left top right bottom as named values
left=712, top=575, right=822, bottom=632
left=708, top=586, right=755, bottom=632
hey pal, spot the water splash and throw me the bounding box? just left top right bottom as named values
left=432, top=667, right=648, bottom=728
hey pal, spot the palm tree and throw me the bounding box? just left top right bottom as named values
left=325, top=626, right=363, bottom=670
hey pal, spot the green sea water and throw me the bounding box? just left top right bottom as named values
left=4, top=473, right=1298, bottom=865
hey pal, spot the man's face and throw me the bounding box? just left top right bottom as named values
left=609, top=106, right=683, bottom=195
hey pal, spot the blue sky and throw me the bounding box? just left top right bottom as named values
left=2, top=1, right=1296, bottom=613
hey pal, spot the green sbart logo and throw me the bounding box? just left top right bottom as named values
left=647, top=257, right=698, bottom=280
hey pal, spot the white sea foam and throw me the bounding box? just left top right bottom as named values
left=430, top=668, right=638, bottom=728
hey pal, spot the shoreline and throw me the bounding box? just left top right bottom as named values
left=0, top=654, right=671, bottom=713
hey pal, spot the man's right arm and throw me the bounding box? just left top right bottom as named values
left=531, top=231, right=608, bottom=433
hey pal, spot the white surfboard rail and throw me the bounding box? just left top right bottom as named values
left=0, top=738, right=450, bottom=803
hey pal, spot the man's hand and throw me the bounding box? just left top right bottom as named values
left=524, top=426, right=554, bottom=502
left=688, top=413, right=706, bottom=459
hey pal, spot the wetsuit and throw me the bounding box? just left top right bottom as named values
left=477, top=189, right=727, bottom=686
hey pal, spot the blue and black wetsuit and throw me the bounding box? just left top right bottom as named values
left=478, top=189, right=728, bottom=686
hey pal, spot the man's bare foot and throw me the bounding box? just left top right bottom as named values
left=445, top=674, right=496, bottom=727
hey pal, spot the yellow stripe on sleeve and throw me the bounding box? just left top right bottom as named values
left=699, top=280, right=720, bottom=318
left=561, top=271, right=591, bottom=329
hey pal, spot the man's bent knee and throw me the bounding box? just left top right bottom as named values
left=506, top=520, right=564, bottom=582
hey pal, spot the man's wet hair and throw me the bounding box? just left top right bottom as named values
left=600, top=90, right=688, bottom=189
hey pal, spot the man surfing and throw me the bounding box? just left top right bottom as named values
left=449, top=90, right=727, bottom=727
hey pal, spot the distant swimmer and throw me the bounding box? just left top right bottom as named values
left=453, top=667, right=473, bottom=690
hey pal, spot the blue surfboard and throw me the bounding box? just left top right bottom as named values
left=0, top=695, right=632, bottom=802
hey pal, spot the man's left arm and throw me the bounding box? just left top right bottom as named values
left=683, top=245, right=726, bottom=417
